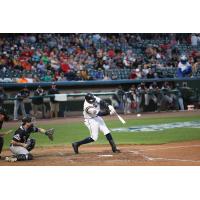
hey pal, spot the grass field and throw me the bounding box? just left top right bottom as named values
left=2, top=115, right=200, bottom=149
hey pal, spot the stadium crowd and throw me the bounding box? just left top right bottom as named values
left=0, top=33, right=200, bottom=83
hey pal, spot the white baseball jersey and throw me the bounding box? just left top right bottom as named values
left=83, top=96, right=110, bottom=141
left=83, top=96, right=101, bottom=119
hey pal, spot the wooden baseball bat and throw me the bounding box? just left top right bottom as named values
left=116, top=113, right=126, bottom=124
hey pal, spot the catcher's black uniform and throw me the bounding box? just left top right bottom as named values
left=8, top=125, right=39, bottom=161
left=12, top=125, right=39, bottom=144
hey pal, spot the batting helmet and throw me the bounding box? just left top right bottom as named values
left=85, top=93, right=95, bottom=103
left=0, top=108, right=9, bottom=121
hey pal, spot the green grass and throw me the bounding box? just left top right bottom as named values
left=2, top=115, right=200, bottom=149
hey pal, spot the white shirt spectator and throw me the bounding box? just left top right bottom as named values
left=103, top=63, right=110, bottom=70
left=191, top=34, right=198, bottom=46
left=178, top=61, right=190, bottom=72
left=37, top=63, right=46, bottom=72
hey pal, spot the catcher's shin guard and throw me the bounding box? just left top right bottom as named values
left=26, top=139, right=36, bottom=151
left=106, top=133, right=120, bottom=153
left=16, top=153, right=33, bottom=161
left=72, top=137, right=94, bottom=154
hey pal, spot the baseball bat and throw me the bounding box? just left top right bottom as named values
left=116, top=113, right=126, bottom=124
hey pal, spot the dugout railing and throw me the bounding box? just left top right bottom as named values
left=1, top=88, right=200, bottom=119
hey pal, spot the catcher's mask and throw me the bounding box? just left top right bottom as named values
left=22, top=116, right=32, bottom=125
left=0, top=108, right=9, bottom=121
left=85, top=93, right=95, bottom=104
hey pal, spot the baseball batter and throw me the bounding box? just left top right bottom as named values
left=5, top=117, right=54, bottom=162
left=72, top=93, right=120, bottom=154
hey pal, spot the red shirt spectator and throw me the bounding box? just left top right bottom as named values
left=108, top=49, right=115, bottom=58
left=61, top=62, right=70, bottom=73
left=129, top=70, right=137, bottom=79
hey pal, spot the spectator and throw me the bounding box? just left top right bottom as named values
left=129, top=69, right=137, bottom=79
left=57, top=72, right=67, bottom=81
left=37, top=60, right=46, bottom=72
left=191, top=34, right=198, bottom=46
left=17, top=75, right=28, bottom=83
left=94, top=68, right=104, bottom=80
left=32, top=86, right=46, bottom=118
left=146, top=68, right=155, bottom=79
left=48, top=83, right=60, bottom=118
left=43, top=70, right=53, bottom=82
left=177, top=55, right=192, bottom=77
left=14, top=87, right=30, bottom=120
left=60, top=60, right=70, bottom=73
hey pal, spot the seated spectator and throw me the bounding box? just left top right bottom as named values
left=42, top=70, right=53, bottom=82
left=79, top=69, right=89, bottom=80
left=129, top=69, right=137, bottom=79
left=146, top=68, right=155, bottom=79
left=57, top=72, right=67, bottom=81
left=17, top=75, right=28, bottom=83
left=94, top=68, right=104, bottom=80
left=177, top=55, right=192, bottom=77
left=61, top=60, right=70, bottom=73
left=37, top=60, right=46, bottom=72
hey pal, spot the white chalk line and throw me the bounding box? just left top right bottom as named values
left=130, top=151, right=200, bottom=163
left=138, top=144, right=200, bottom=152
left=129, top=145, right=200, bottom=163
left=98, top=155, right=113, bottom=157
left=145, top=156, right=200, bottom=163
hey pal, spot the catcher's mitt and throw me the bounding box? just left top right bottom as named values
left=45, top=128, right=54, bottom=141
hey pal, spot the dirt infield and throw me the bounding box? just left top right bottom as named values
left=1, top=110, right=200, bottom=166
left=1, top=140, right=200, bottom=166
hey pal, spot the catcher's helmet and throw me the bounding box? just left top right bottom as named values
left=22, top=116, right=32, bottom=124
left=0, top=108, right=9, bottom=121
left=85, top=93, right=95, bottom=103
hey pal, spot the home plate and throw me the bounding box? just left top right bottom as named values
left=98, top=155, right=113, bottom=157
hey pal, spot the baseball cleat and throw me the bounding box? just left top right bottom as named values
left=72, top=142, right=79, bottom=154
left=113, top=149, right=121, bottom=153
left=5, top=156, right=17, bottom=162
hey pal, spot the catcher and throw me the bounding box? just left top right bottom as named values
left=5, top=117, right=54, bottom=162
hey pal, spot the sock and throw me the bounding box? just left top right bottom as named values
left=106, top=133, right=118, bottom=152
left=77, top=137, right=94, bottom=146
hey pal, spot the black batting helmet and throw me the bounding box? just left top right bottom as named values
left=22, top=116, right=32, bottom=125
left=85, top=93, right=95, bottom=103
left=0, top=108, right=9, bottom=121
